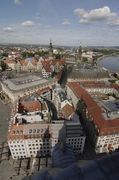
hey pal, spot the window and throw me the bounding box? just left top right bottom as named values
left=29, top=129, right=32, bottom=134
left=33, top=129, right=36, bottom=133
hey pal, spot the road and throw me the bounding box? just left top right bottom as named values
left=46, top=100, right=58, bottom=120
left=0, top=83, right=11, bottom=143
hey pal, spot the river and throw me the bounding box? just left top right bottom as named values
left=98, top=56, right=119, bottom=73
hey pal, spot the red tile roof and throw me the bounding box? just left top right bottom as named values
left=51, top=59, right=65, bottom=66
left=67, top=82, right=119, bottom=136
left=41, top=60, right=51, bottom=72
left=18, top=100, right=41, bottom=113
left=62, top=104, right=74, bottom=119
left=20, top=58, right=38, bottom=66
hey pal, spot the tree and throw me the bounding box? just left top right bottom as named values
left=0, top=61, right=8, bottom=71
left=82, top=57, right=88, bottom=62
left=55, top=53, right=61, bottom=59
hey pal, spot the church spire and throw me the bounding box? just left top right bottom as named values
left=49, top=39, right=53, bottom=57
left=77, top=43, right=82, bottom=64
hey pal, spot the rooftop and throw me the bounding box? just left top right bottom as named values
left=62, top=104, right=74, bottom=118
left=19, top=100, right=42, bottom=113
left=59, top=91, right=67, bottom=102
left=69, top=67, right=109, bottom=80
left=2, top=75, right=52, bottom=92
left=67, top=82, right=119, bottom=135
left=103, top=100, right=119, bottom=113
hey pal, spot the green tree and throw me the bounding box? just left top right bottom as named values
left=55, top=53, right=61, bottom=59
left=82, top=57, right=88, bottom=62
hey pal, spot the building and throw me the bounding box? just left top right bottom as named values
left=82, top=50, right=94, bottom=62
left=5, top=57, right=42, bottom=72
left=1, top=74, right=56, bottom=101
left=66, top=121, right=86, bottom=153
left=61, top=103, right=74, bottom=119
left=49, top=40, right=53, bottom=58
left=53, top=85, right=74, bottom=118
left=36, top=87, right=52, bottom=101
left=68, top=66, right=109, bottom=82
left=76, top=45, right=82, bottom=64
left=8, top=95, right=86, bottom=159
left=67, top=82, right=119, bottom=153
left=41, top=60, right=52, bottom=78
left=79, top=81, right=118, bottom=96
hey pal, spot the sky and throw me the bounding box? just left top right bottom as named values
left=0, top=0, right=119, bottom=46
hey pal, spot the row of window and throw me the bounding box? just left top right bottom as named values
left=12, top=151, right=26, bottom=155
left=28, top=143, right=50, bottom=146
left=10, top=144, right=24, bottom=148
left=29, top=146, right=50, bottom=150
left=11, top=148, right=25, bottom=151
left=13, top=155, right=26, bottom=159
left=29, top=150, right=50, bottom=154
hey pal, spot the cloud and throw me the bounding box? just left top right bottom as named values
left=74, top=6, right=117, bottom=24
left=62, top=19, right=71, bottom=25
left=3, top=27, right=14, bottom=32
left=14, top=0, right=22, bottom=5
left=108, top=17, right=119, bottom=26
left=21, top=20, right=34, bottom=27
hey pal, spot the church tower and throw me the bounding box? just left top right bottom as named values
left=49, top=39, right=53, bottom=58
left=77, top=45, right=82, bottom=64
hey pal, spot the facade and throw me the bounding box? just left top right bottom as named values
left=68, top=67, right=109, bottom=82
left=41, top=60, right=52, bottom=78
left=67, top=82, right=119, bottom=153
left=1, top=74, right=56, bottom=101
left=66, top=121, right=86, bottom=153
left=5, top=57, right=43, bottom=72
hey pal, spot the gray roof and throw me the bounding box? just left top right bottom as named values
left=58, top=91, right=67, bottom=102
left=66, top=122, right=84, bottom=137
left=2, top=75, right=53, bottom=92
left=69, top=68, right=109, bottom=79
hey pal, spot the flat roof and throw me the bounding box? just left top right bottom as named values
left=2, top=75, right=52, bottom=92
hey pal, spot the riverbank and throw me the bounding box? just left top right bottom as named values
left=97, top=55, right=119, bottom=73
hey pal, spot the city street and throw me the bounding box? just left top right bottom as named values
left=46, top=100, right=58, bottom=120
left=0, top=94, right=11, bottom=143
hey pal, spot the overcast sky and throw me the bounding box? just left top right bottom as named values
left=0, top=0, right=119, bottom=46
